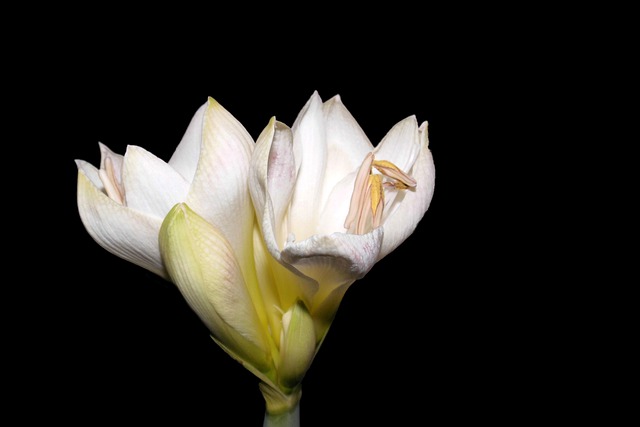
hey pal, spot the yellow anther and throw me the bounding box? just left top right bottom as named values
left=369, top=174, right=383, bottom=217
left=372, top=160, right=417, bottom=188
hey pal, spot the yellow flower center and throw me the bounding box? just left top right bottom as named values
left=344, top=152, right=416, bottom=234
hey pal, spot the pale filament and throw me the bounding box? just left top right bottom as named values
left=98, top=156, right=125, bottom=205
left=344, top=153, right=416, bottom=235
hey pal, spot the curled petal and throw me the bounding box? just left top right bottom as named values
left=280, top=228, right=383, bottom=312
left=250, top=117, right=296, bottom=250
left=378, top=121, right=435, bottom=260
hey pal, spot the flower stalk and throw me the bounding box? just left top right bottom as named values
left=260, top=382, right=301, bottom=427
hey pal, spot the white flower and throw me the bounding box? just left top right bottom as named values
left=76, top=97, right=254, bottom=279
left=250, top=91, right=436, bottom=338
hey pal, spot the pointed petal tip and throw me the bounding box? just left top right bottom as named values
left=419, top=121, right=430, bottom=147
left=310, top=90, right=323, bottom=104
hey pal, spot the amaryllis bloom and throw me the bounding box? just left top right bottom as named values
left=250, top=91, right=435, bottom=343
left=75, top=97, right=254, bottom=280
left=77, top=91, right=435, bottom=427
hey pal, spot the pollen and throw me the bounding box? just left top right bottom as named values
left=344, top=153, right=416, bottom=234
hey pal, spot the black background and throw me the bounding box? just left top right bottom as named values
left=19, top=13, right=562, bottom=426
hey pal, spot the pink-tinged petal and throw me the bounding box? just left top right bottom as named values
left=159, top=203, right=271, bottom=372
left=378, top=121, right=435, bottom=260
left=168, top=101, right=207, bottom=183
left=185, top=97, right=255, bottom=277
left=121, top=145, right=190, bottom=217
left=373, top=115, right=421, bottom=172
left=250, top=118, right=297, bottom=250
left=76, top=170, right=167, bottom=279
left=288, top=91, right=327, bottom=241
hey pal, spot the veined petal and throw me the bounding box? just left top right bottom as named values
left=373, top=115, right=421, bottom=172
left=122, top=145, right=190, bottom=217
left=76, top=170, right=167, bottom=278
left=280, top=228, right=383, bottom=312
left=159, top=203, right=271, bottom=371
left=168, top=101, right=207, bottom=183
left=288, top=91, right=327, bottom=241
left=185, top=97, right=255, bottom=278
left=378, top=121, right=435, bottom=260
left=320, top=95, right=373, bottom=212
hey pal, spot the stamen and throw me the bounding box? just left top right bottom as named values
left=369, top=174, right=383, bottom=217
left=356, top=182, right=372, bottom=235
left=369, top=174, right=384, bottom=228
left=345, top=153, right=416, bottom=235
left=344, top=152, right=374, bottom=230
left=372, top=160, right=417, bottom=188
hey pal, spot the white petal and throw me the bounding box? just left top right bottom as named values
left=373, top=115, right=421, bottom=172
left=288, top=91, right=327, bottom=241
left=185, top=97, right=255, bottom=277
left=320, top=95, right=373, bottom=212
left=75, top=159, right=103, bottom=191
left=316, top=171, right=357, bottom=235
left=378, top=121, right=435, bottom=260
left=168, top=101, right=207, bottom=183
left=77, top=170, right=167, bottom=278
left=122, top=145, right=190, bottom=217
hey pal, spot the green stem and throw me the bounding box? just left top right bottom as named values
left=262, top=401, right=300, bottom=427
left=259, top=382, right=302, bottom=427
